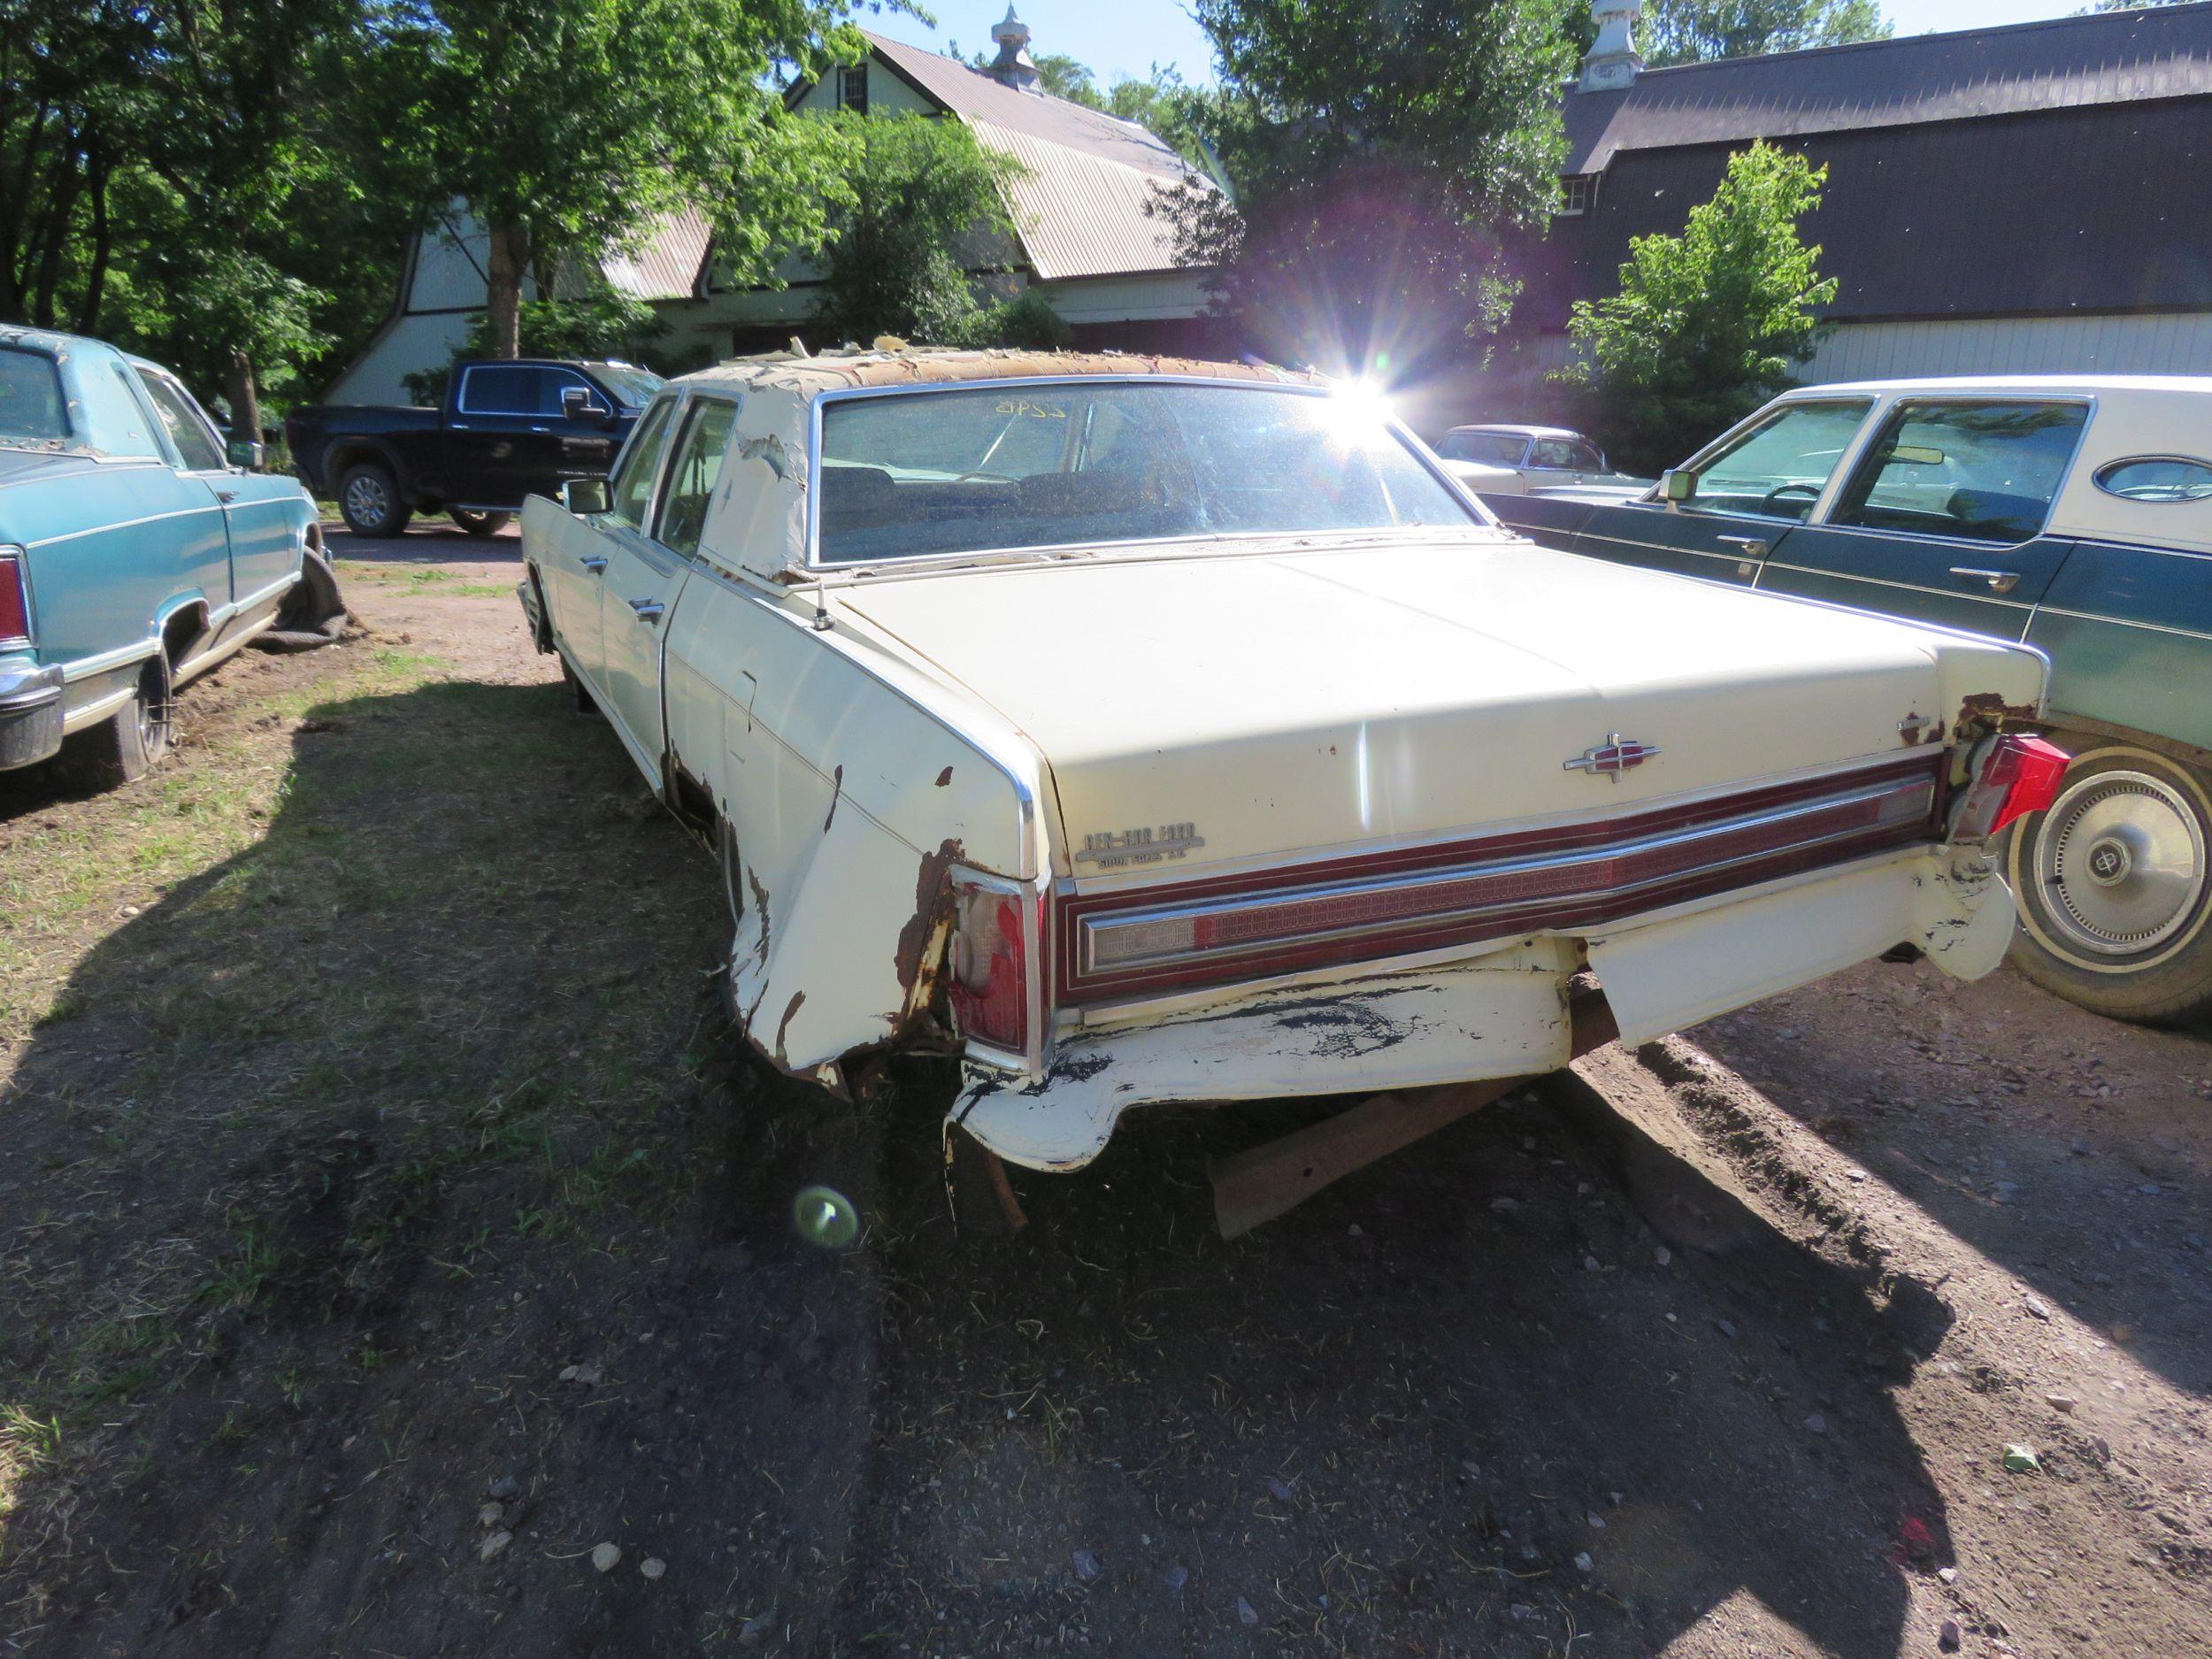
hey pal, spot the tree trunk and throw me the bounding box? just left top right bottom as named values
left=74, top=157, right=112, bottom=335
left=484, top=221, right=527, bottom=358
left=227, top=349, right=261, bottom=455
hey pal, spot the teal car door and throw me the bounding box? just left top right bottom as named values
left=1757, top=398, right=2091, bottom=639
left=1570, top=398, right=1876, bottom=586
left=134, top=364, right=301, bottom=611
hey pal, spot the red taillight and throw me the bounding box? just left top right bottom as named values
left=0, top=550, right=27, bottom=643
left=949, top=879, right=1038, bottom=1056
left=1953, top=734, right=2070, bottom=841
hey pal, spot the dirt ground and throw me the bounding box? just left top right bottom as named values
left=1, top=523, right=2206, bottom=1658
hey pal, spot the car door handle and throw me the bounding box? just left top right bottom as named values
left=628, top=597, right=664, bottom=624
left=1950, top=566, right=2021, bottom=595
left=1716, top=534, right=1769, bottom=577
left=580, top=555, right=608, bottom=573
left=215, top=488, right=239, bottom=503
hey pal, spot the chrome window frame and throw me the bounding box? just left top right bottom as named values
left=603, top=391, right=684, bottom=534
left=1660, top=395, right=1881, bottom=526
left=803, top=374, right=1499, bottom=572
left=2090, top=452, right=2212, bottom=504
left=649, top=393, right=741, bottom=560
left=1816, top=393, right=2097, bottom=551
left=136, top=365, right=230, bottom=474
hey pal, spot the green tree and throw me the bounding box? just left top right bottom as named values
left=384, top=0, right=870, bottom=360
left=1640, top=0, right=1889, bottom=66
left=1556, top=142, right=1837, bottom=472
left=810, top=112, right=1019, bottom=347
left=1033, top=51, right=1104, bottom=106
left=1162, top=0, right=1575, bottom=384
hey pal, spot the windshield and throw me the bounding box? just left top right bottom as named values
left=1437, top=431, right=1528, bottom=466
left=817, top=381, right=1481, bottom=564
left=0, top=348, right=69, bottom=444
left=588, top=363, right=664, bottom=409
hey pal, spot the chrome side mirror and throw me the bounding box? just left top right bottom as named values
left=560, top=478, right=611, bottom=515
left=562, top=387, right=611, bottom=421
left=227, top=436, right=265, bottom=471
left=1661, top=467, right=1696, bottom=504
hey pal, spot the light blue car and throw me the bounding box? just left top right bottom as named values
left=0, top=327, right=342, bottom=789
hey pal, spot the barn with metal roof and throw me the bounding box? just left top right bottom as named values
left=1511, top=1, right=2212, bottom=389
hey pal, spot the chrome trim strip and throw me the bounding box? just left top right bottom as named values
left=62, top=638, right=161, bottom=682
left=2031, top=604, right=2212, bottom=644
left=1079, top=774, right=1936, bottom=977
left=27, top=504, right=224, bottom=548
left=1759, top=562, right=2033, bottom=611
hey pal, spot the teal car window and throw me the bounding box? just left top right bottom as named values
left=0, top=349, right=68, bottom=442
left=141, top=372, right=226, bottom=471
left=609, top=398, right=678, bottom=529
left=2093, top=456, right=2212, bottom=503
left=1693, top=400, right=1874, bottom=520
left=1832, top=401, right=2088, bottom=545
left=655, top=398, right=739, bottom=558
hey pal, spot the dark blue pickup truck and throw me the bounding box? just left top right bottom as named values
left=287, top=358, right=662, bottom=537
left=1482, top=375, right=2212, bottom=1027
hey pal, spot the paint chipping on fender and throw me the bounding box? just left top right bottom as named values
left=893, top=838, right=965, bottom=1031
left=1955, top=691, right=2040, bottom=741
left=775, top=991, right=807, bottom=1064
left=824, top=764, right=843, bottom=833
left=935, top=766, right=954, bottom=787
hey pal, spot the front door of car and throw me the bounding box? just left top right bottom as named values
left=1755, top=398, right=2091, bottom=640
left=543, top=396, right=679, bottom=693
left=1569, top=398, right=1877, bottom=587
left=594, top=396, right=740, bottom=774
left=141, top=370, right=301, bottom=609
left=1525, top=435, right=1609, bottom=490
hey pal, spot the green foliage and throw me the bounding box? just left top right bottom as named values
left=380, top=0, right=868, bottom=352
left=810, top=113, right=1018, bottom=348
left=1556, top=142, right=1838, bottom=472
left=1640, top=0, right=1890, bottom=66
left=1033, top=52, right=1104, bottom=106
left=965, top=288, right=1075, bottom=351
left=399, top=288, right=670, bottom=404
left=1164, top=0, right=1577, bottom=383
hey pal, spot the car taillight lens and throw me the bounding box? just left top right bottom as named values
left=1952, top=733, right=2070, bottom=841
left=949, top=879, right=1040, bottom=1056
left=0, top=549, right=28, bottom=643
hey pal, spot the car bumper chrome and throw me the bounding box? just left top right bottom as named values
left=0, top=662, right=65, bottom=770
left=952, top=843, right=2016, bottom=1173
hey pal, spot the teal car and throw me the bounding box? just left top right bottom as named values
left=0, top=327, right=338, bottom=790
left=1482, top=376, right=2212, bottom=1026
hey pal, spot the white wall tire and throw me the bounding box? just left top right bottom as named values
left=2005, top=743, right=2212, bottom=1026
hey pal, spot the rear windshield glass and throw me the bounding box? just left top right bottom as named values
left=817, top=382, right=1481, bottom=564
left=0, top=348, right=69, bottom=443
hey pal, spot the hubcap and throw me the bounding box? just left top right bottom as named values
left=345, top=474, right=388, bottom=524
left=2034, top=769, right=2208, bottom=959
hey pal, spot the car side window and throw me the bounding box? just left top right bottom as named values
left=139, top=372, right=226, bottom=471
left=1830, top=401, right=2088, bottom=545
left=654, top=398, right=739, bottom=557
left=458, top=365, right=540, bottom=416
left=1691, top=400, right=1875, bottom=521
left=1564, top=440, right=1604, bottom=472
left=1531, top=439, right=1578, bottom=469
left=2093, top=456, right=2212, bottom=503
left=609, top=398, right=678, bottom=529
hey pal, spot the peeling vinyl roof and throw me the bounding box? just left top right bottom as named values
left=687, top=345, right=1317, bottom=399
left=1565, top=3, right=2212, bottom=173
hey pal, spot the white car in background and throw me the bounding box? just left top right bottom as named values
left=1433, top=424, right=1646, bottom=496
left=518, top=349, right=2062, bottom=1217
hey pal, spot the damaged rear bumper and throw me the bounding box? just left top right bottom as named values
left=952, top=842, right=2014, bottom=1172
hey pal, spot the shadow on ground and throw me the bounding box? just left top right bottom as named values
left=4, top=671, right=1953, bottom=1656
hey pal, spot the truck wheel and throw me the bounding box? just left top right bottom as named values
left=58, top=654, right=173, bottom=791
left=2004, top=742, right=2212, bottom=1026
left=338, top=462, right=410, bottom=538
left=452, top=509, right=511, bottom=538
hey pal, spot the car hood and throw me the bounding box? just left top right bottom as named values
left=835, top=534, right=2043, bottom=875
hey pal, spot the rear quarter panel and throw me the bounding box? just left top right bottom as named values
left=2031, top=539, right=2212, bottom=751
left=664, top=557, right=1048, bottom=1073
left=6, top=461, right=225, bottom=665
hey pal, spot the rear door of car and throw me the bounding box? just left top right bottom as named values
left=1755, top=396, right=2091, bottom=639
left=445, top=364, right=549, bottom=507
left=1526, top=435, right=1609, bottom=490
left=1568, top=397, right=1877, bottom=587
left=594, top=395, right=739, bottom=770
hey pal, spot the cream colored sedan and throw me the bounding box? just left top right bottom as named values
left=519, top=349, right=2062, bottom=1198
